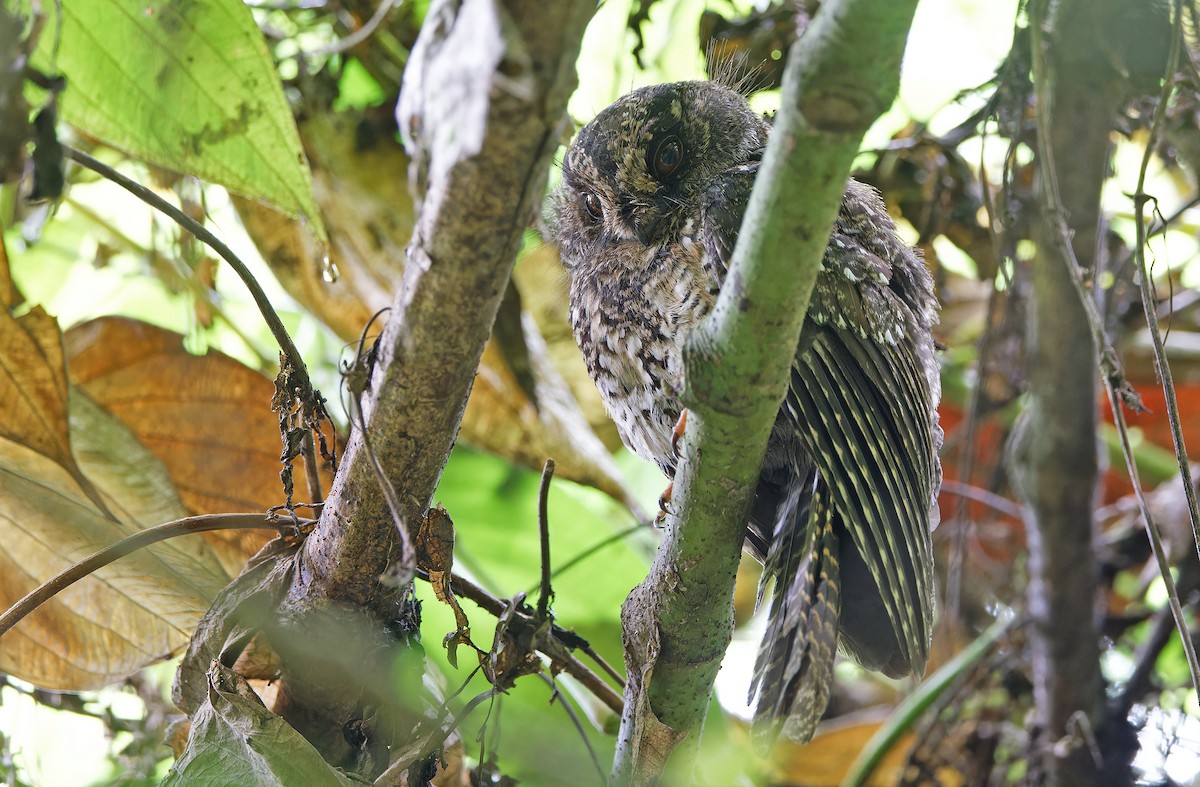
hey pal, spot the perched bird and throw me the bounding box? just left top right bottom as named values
left=545, top=80, right=942, bottom=743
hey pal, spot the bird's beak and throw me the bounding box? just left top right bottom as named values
left=635, top=215, right=662, bottom=245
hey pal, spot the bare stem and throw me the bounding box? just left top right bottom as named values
left=416, top=568, right=625, bottom=715
left=537, top=458, right=555, bottom=619
left=611, top=0, right=921, bottom=780
left=61, top=146, right=313, bottom=396
left=1129, top=0, right=1200, bottom=573
left=0, top=513, right=294, bottom=639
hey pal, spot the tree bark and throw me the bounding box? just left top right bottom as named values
left=1012, top=0, right=1137, bottom=782
left=266, top=0, right=594, bottom=771
left=298, top=0, right=594, bottom=606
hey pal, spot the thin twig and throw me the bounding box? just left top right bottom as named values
left=0, top=513, right=295, bottom=639
left=1129, top=0, right=1200, bottom=573
left=444, top=689, right=498, bottom=753
left=1106, top=388, right=1200, bottom=693
left=1028, top=0, right=1200, bottom=697
left=302, top=0, right=399, bottom=58
left=525, top=523, right=644, bottom=601
left=538, top=673, right=606, bottom=782
left=63, top=196, right=276, bottom=368
left=1148, top=191, right=1200, bottom=238
left=941, top=480, right=1025, bottom=520
left=536, top=458, right=555, bottom=619
left=61, top=146, right=314, bottom=398
left=1112, top=0, right=1200, bottom=694
left=416, top=568, right=625, bottom=714
left=375, top=666, right=485, bottom=785
left=520, top=520, right=641, bottom=686
left=301, top=431, right=324, bottom=506
left=1025, top=48, right=1136, bottom=408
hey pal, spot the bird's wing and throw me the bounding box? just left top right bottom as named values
left=701, top=166, right=939, bottom=678
left=789, top=322, right=937, bottom=674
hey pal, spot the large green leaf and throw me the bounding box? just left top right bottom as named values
left=164, top=662, right=356, bottom=787
left=16, top=0, right=326, bottom=242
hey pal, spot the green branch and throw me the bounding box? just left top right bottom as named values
left=611, top=1, right=920, bottom=782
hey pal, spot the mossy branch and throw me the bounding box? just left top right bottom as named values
left=610, top=1, right=920, bottom=782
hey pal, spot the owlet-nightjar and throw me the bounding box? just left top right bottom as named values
left=546, top=80, right=942, bottom=744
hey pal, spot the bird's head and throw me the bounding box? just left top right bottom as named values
left=547, top=81, right=768, bottom=271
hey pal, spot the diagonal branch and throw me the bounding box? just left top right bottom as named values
left=611, top=1, right=920, bottom=782
left=292, top=0, right=594, bottom=606
left=261, top=0, right=595, bottom=769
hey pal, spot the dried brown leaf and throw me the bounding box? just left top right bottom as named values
left=773, top=714, right=931, bottom=787
left=0, top=306, right=74, bottom=470
left=0, top=397, right=231, bottom=690
left=65, top=317, right=293, bottom=570
left=417, top=504, right=455, bottom=576
left=417, top=505, right=474, bottom=662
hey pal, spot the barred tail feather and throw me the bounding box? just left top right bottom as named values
left=749, top=481, right=841, bottom=747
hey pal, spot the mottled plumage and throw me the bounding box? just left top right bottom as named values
left=546, top=81, right=942, bottom=744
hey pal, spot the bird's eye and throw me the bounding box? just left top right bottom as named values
left=652, top=135, right=683, bottom=179
left=583, top=191, right=604, bottom=221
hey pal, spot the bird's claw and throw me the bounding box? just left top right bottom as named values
left=671, top=409, right=688, bottom=458
left=656, top=481, right=673, bottom=526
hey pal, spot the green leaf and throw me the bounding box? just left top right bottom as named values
left=164, top=662, right=356, bottom=787
left=15, top=0, right=326, bottom=243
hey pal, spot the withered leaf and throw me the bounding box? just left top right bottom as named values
left=65, top=317, right=306, bottom=571
left=417, top=504, right=455, bottom=575
left=418, top=505, right=473, bottom=662
left=174, top=537, right=299, bottom=716
left=486, top=592, right=542, bottom=691
left=0, top=393, right=231, bottom=690
left=0, top=306, right=108, bottom=512
left=0, top=308, right=69, bottom=462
